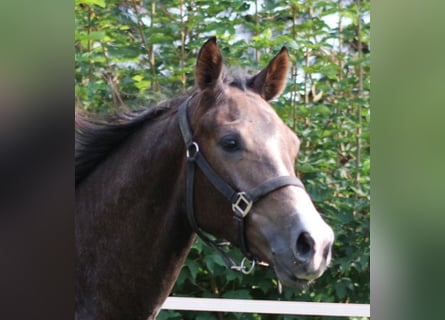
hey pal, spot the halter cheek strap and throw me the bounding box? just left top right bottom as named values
left=178, top=95, right=304, bottom=273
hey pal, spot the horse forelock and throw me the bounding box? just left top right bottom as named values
left=222, top=66, right=250, bottom=91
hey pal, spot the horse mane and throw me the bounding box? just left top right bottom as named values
left=75, top=94, right=189, bottom=187
left=75, top=67, right=255, bottom=188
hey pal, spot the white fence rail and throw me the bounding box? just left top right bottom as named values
left=162, top=297, right=370, bottom=317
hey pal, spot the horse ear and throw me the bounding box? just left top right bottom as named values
left=247, top=47, right=290, bottom=101
left=196, top=37, right=223, bottom=90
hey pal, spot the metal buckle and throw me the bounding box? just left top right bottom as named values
left=230, top=257, right=256, bottom=275
left=232, top=192, right=253, bottom=218
left=186, top=142, right=199, bottom=160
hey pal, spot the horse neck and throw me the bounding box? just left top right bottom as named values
left=75, top=108, right=195, bottom=319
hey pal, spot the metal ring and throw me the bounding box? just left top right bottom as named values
left=231, top=257, right=256, bottom=275
left=186, top=142, right=199, bottom=160
left=240, top=258, right=256, bottom=275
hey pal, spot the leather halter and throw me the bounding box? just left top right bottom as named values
left=178, top=94, right=304, bottom=273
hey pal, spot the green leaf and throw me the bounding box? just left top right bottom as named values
left=308, top=104, right=331, bottom=115
left=76, top=31, right=105, bottom=41
left=222, top=289, right=252, bottom=299
left=196, top=312, right=218, bottom=320
left=334, top=280, right=347, bottom=300
left=186, top=260, right=200, bottom=283
left=350, top=186, right=368, bottom=198
left=156, top=310, right=182, bottom=320
left=298, top=163, right=317, bottom=173
left=75, top=0, right=106, bottom=8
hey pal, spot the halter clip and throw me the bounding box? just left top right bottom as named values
left=230, top=257, right=256, bottom=275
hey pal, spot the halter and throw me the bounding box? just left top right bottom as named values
left=178, top=94, right=304, bottom=274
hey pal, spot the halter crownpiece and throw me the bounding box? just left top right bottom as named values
left=178, top=94, right=305, bottom=273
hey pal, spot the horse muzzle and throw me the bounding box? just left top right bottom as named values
left=270, top=216, right=334, bottom=287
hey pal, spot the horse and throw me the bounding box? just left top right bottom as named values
left=75, top=37, right=334, bottom=320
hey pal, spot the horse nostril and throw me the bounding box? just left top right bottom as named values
left=295, top=232, right=315, bottom=262
left=323, top=242, right=332, bottom=261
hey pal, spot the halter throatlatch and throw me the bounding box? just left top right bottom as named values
left=178, top=94, right=305, bottom=274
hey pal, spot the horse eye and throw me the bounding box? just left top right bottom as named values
left=220, top=135, right=241, bottom=152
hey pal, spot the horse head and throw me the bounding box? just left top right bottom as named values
left=184, top=37, right=334, bottom=287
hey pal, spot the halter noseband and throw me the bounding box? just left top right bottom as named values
left=178, top=94, right=304, bottom=274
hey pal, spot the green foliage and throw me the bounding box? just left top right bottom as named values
left=76, top=0, right=370, bottom=318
